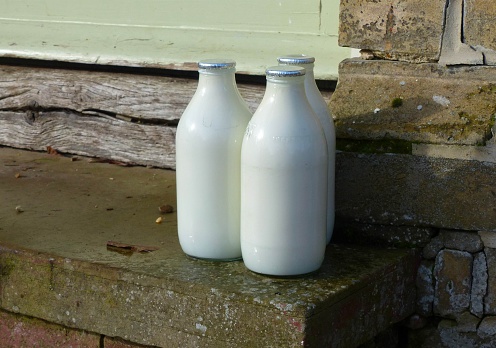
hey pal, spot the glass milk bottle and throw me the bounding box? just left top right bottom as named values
left=241, top=66, right=328, bottom=276
left=278, top=55, right=336, bottom=244
left=176, top=59, right=252, bottom=260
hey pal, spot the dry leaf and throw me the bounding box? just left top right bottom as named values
left=46, top=146, right=60, bottom=156
left=106, top=241, right=159, bottom=253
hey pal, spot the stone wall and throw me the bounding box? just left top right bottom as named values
left=412, top=231, right=496, bottom=346
left=333, top=0, right=496, bottom=346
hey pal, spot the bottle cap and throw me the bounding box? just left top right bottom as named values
left=198, top=59, right=236, bottom=70
left=277, top=54, right=315, bottom=65
left=265, top=65, right=306, bottom=77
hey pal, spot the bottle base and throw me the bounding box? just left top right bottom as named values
left=246, top=267, right=322, bottom=278
left=185, top=253, right=242, bottom=262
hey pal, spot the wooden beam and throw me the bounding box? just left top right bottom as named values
left=0, top=65, right=265, bottom=169
left=0, top=65, right=264, bottom=121
left=0, top=110, right=177, bottom=169
left=0, top=64, right=332, bottom=168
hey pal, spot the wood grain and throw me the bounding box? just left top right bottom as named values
left=0, top=110, right=177, bottom=168
left=0, top=65, right=264, bottom=120
left=0, top=65, right=264, bottom=168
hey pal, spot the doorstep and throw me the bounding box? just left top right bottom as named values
left=0, top=147, right=420, bottom=347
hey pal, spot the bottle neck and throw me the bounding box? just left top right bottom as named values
left=298, top=63, right=315, bottom=80
left=296, top=63, right=322, bottom=98
left=264, top=75, right=307, bottom=101
left=266, top=74, right=306, bottom=85
left=278, top=62, right=314, bottom=79
left=197, top=68, right=237, bottom=94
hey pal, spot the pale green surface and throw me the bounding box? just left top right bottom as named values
left=0, top=0, right=352, bottom=79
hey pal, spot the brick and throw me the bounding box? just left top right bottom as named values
left=455, top=312, right=481, bottom=333
left=479, top=231, right=496, bottom=249
left=423, top=236, right=444, bottom=260
left=477, top=316, right=496, bottom=339
left=440, top=230, right=484, bottom=253
left=338, top=0, right=445, bottom=62
left=437, top=319, right=479, bottom=348
left=470, top=252, right=488, bottom=318
left=484, top=248, right=496, bottom=314
left=416, top=260, right=434, bottom=316
left=0, top=310, right=99, bottom=348
left=433, top=250, right=473, bottom=317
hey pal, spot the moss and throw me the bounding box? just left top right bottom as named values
left=391, top=97, right=403, bottom=108
left=477, top=84, right=496, bottom=94
left=0, top=257, right=16, bottom=276
left=336, top=138, right=412, bottom=154
left=490, top=113, right=496, bottom=129
left=466, top=84, right=496, bottom=99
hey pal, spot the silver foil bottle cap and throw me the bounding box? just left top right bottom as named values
left=198, top=59, right=236, bottom=70
left=277, top=54, right=315, bottom=65
left=265, top=65, right=306, bottom=77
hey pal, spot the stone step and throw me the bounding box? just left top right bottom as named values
left=0, top=148, right=420, bottom=347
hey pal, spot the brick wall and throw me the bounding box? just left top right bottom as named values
left=413, top=231, right=496, bottom=346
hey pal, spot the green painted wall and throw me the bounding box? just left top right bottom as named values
left=0, top=0, right=354, bottom=79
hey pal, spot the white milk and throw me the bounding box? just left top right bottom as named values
left=176, top=59, right=252, bottom=260
left=241, top=66, right=328, bottom=276
left=278, top=55, right=336, bottom=244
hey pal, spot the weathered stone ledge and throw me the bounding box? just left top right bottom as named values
left=0, top=147, right=419, bottom=348
left=331, top=59, right=496, bottom=234
left=331, top=59, right=496, bottom=146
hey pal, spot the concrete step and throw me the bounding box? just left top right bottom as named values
left=0, top=147, right=420, bottom=347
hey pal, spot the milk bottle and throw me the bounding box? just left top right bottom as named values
left=241, top=66, right=327, bottom=276
left=278, top=55, right=336, bottom=244
left=176, top=59, right=252, bottom=260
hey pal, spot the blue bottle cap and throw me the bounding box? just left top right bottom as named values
left=198, top=59, right=236, bottom=70
left=277, top=54, right=315, bottom=65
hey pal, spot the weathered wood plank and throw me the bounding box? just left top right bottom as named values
left=0, top=65, right=264, bottom=121
left=0, top=111, right=176, bottom=169
left=0, top=64, right=332, bottom=168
